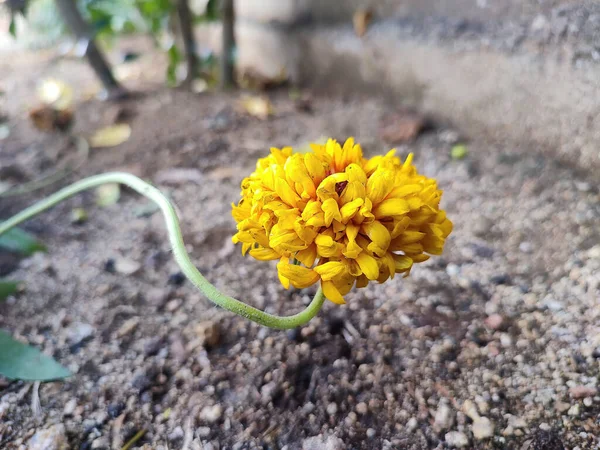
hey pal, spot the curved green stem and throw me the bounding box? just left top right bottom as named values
left=0, top=172, right=325, bottom=329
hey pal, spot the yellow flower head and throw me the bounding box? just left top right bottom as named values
left=232, top=138, right=452, bottom=304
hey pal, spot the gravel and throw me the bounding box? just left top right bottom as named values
left=0, top=65, right=598, bottom=448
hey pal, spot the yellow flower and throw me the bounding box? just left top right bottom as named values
left=232, top=138, right=453, bottom=304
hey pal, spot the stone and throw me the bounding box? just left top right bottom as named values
left=445, top=431, right=469, bottom=448
left=27, top=424, right=69, bottom=450
left=569, top=386, right=597, bottom=399
left=199, top=404, right=223, bottom=424
left=472, top=417, right=494, bottom=440
left=302, top=434, right=345, bottom=450
left=195, top=321, right=221, bottom=348
left=433, top=403, right=454, bottom=432
left=66, top=322, right=95, bottom=345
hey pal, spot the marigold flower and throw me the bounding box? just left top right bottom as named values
left=232, top=138, right=452, bottom=304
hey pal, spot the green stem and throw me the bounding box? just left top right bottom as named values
left=0, top=173, right=325, bottom=329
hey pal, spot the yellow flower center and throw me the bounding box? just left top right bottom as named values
left=232, top=138, right=453, bottom=304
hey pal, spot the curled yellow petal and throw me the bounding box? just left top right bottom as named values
left=322, top=281, right=346, bottom=304
left=277, top=261, right=320, bottom=289
left=356, top=252, right=379, bottom=280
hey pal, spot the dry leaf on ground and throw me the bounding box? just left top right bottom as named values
left=90, top=124, right=132, bottom=148
left=353, top=9, right=373, bottom=37
left=379, top=110, right=427, bottom=144
left=239, top=96, right=274, bottom=120
left=29, top=106, right=73, bottom=132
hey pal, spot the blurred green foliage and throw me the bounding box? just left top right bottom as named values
left=4, top=0, right=220, bottom=84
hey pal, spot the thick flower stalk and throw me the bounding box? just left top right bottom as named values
left=232, top=138, right=453, bottom=304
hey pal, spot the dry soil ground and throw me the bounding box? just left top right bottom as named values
left=0, top=45, right=599, bottom=450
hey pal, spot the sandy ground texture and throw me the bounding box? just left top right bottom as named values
left=0, top=48, right=600, bottom=450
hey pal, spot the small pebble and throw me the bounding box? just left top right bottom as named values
left=445, top=431, right=469, bottom=448
left=27, top=424, right=68, bottom=450
left=472, top=417, right=494, bottom=440
left=199, top=404, right=223, bottom=424
left=406, top=417, right=418, bottom=431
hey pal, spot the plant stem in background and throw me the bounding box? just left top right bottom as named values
left=175, top=0, right=199, bottom=87
left=54, top=0, right=123, bottom=97
left=0, top=173, right=325, bottom=329
left=220, top=0, right=235, bottom=89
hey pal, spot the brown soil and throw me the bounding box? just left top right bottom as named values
left=0, top=45, right=599, bottom=450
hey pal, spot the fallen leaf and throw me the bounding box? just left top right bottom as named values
left=29, top=106, right=73, bottom=132
left=37, top=79, right=73, bottom=110
left=90, top=124, right=132, bottom=148
left=379, top=110, right=426, bottom=144
left=0, top=330, right=71, bottom=381
left=451, top=144, right=468, bottom=160
left=239, top=96, right=274, bottom=120
left=95, top=184, right=120, bottom=207
left=353, top=9, right=373, bottom=37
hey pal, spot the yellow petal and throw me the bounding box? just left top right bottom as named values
left=277, top=261, right=320, bottom=289
left=296, top=244, right=317, bottom=267
left=356, top=252, right=379, bottom=280
left=361, top=221, right=391, bottom=253
left=249, top=247, right=280, bottom=261
left=340, top=198, right=364, bottom=222
left=394, top=254, right=413, bottom=272
left=275, top=178, right=300, bottom=207
left=322, top=280, right=346, bottom=305
left=314, top=261, right=346, bottom=281
left=366, top=168, right=394, bottom=205
left=322, top=198, right=342, bottom=226
left=372, top=198, right=410, bottom=218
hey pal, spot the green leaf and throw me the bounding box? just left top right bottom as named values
left=0, top=280, right=20, bottom=301
left=166, top=44, right=182, bottom=86
left=451, top=144, right=468, bottom=160
left=0, top=330, right=71, bottom=381
left=0, top=228, right=47, bottom=256
left=9, top=16, right=17, bottom=38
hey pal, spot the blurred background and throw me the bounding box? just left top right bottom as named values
left=0, top=1, right=599, bottom=450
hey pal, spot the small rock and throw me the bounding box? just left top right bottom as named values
left=433, top=403, right=454, bottom=432
left=446, top=263, right=460, bottom=277
left=146, top=287, right=170, bottom=306
left=197, top=427, right=211, bottom=438
left=114, top=258, right=141, bottom=275
left=445, top=431, right=469, bottom=448
left=165, top=298, right=182, bottom=312
left=472, top=417, right=494, bottom=440
left=569, top=386, right=598, bottom=399
left=506, top=415, right=527, bottom=429
left=63, top=399, right=77, bottom=417
left=199, top=404, right=223, bottom=424
left=529, top=429, right=564, bottom=450
left=366, top=428, right=376, bottom=439
left=583, top=397, right=593, bottom=407
left=107, top=402, right=125, bottom=419
left=519, top=241, right=533, bottom=253
left=91, top=436, right=110, bottom=449
left=555, top=401, right=571, bottom=413
left=66, top=322, right=95, bottom=345
left=484, top=314, right=506, bottom=331
left=406, top=417, right=418, bottom=431
left=116, top=317, right=139, bottom=338
left=326, top=403, right=338, bottom=416
left=195, top=321, right=221, bottom=348
left=567, top=404, right=580, bottom=417
left=302, top=434, right=345, bottom=450
left=355, top=402, right=368, bottom=415
left=104, top=257, right=115, bottom=273
left=473, top=217, right=493, bottom=237
left=27, top=424, right=69, bottom=450
left=168, top=426, right=184, bottom=441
